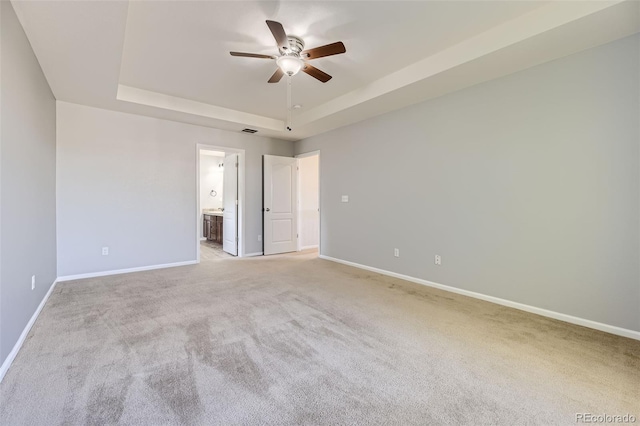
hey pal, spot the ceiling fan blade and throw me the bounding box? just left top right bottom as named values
left=268, top=68, right=284, bottom=83
left=230, top=52, right=273, bottom=59
left=266, top=20, right=289, bottom=51
left=302, top=42, right=346, bottom=60
left=302, top=64, right=332, bottom=83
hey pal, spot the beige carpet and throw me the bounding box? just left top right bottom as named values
left=0, top=250, right=638, bottom=425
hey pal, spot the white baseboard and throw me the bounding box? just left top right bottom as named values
left=300, top=245, right=319, bottom=251
left=199, top=237, right=207, bottom=241
left=243, top=252, right=263, bottom=257
left=319, top=255, right=640, bottom=341
left=57, top=260, right=197, bottom=282
left=0, top=279, right=58, bottom=383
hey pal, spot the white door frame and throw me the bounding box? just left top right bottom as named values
left=196, top=143, right=246, bottom=260
left=295, top=150, right=321, bottom=254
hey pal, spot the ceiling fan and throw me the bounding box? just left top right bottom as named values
left=230, top=20, right=346, bottom=83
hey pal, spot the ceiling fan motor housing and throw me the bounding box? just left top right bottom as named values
left=281, top=36, right=305, bottom=55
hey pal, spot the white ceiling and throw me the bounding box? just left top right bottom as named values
left=119, top=1, right=545, bottom=118
left=11, top=1, right=640, bottom=141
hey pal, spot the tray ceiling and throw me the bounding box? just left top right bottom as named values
left=11, top=0, right=640, bottom=141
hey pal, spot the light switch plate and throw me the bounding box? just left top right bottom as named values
left=341, top=195, right=349, bottom=202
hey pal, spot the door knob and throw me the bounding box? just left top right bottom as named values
left=265, top=208, right=270, bottom=212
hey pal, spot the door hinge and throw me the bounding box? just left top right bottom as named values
left=235, top=199, right=238, bottom=205
left=236, top=162, right=239, bottom=168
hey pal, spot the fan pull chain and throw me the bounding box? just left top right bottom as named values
left=286, top=76, right=292, bottom=131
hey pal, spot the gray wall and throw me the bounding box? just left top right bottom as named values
left=296, top=34, right=640, bottom=332
left=56, top=102, right=293, bottom=277
left=1, top=1, right=57, bottom=363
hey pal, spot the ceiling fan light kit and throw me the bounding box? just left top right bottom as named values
left=276, top=56, right=304, bottom=76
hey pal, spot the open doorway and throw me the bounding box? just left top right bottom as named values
left=196, top=145, right=244, bottom=261
left=296, top=151, right=320, bottom=256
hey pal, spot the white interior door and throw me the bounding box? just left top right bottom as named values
left=264, top=155, right=298, bottom=255
left=223, top=154, right=238, bottom=256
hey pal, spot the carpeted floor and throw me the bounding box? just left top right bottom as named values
left=0, top=250, right=638, bottom=425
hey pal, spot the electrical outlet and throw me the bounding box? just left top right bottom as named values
left=102, top=247, right=109, bottom=256
left=258, top=235, right=262, bottom=242
left=31, top=275, right=36, bottom=290
left=394, top=248, right=400, bottom=257
left=341, top=195, right=349, bottom=203
left=435, top=255, right=442, bottom=265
